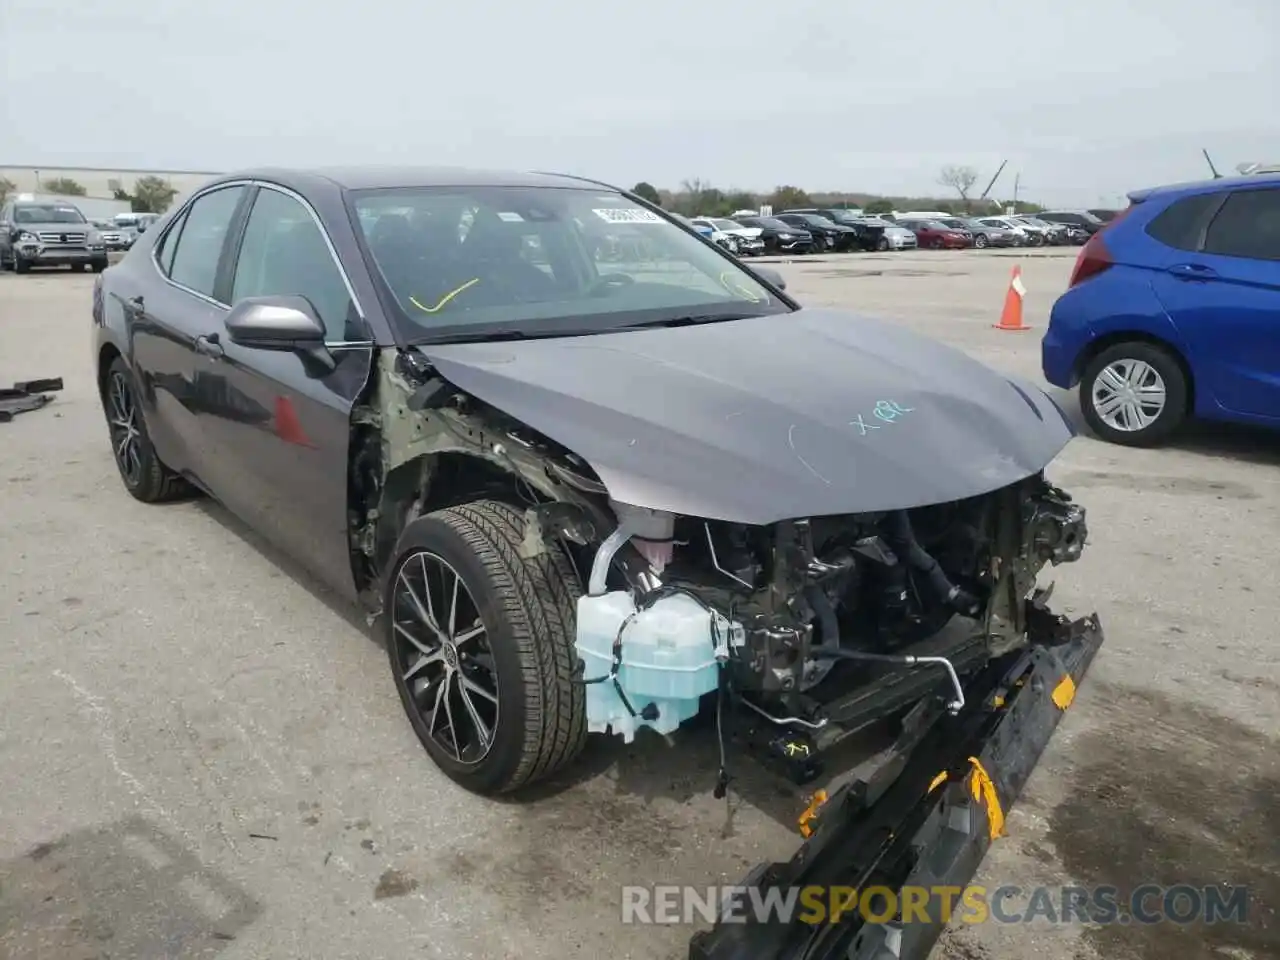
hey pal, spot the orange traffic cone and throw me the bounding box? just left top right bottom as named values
left=994, top=265, right=1030, bottom=331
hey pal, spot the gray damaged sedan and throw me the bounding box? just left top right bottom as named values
left=92, top=166, right=1096, bottom=795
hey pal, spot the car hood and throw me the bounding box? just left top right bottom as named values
left=725, top=227, right=763, bottom=239
left=415, top=308, right=1074, bottom=524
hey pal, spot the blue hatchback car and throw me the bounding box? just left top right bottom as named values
left=1041, top=173, right=1280, bottom=446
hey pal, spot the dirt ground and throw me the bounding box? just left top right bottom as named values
left=0, top=248, right=1276, bottom=959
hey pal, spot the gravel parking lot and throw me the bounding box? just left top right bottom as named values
left=1, top=249, right=1276, bottom=960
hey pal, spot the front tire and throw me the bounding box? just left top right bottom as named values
left=386, top=500, right=586, bottom=795
left=974, top=234, right=988, bottom=249
left=102, top=357, right=190, bottom=501
left=1080, top=342, right=1188, bottom=447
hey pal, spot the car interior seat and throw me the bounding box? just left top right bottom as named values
left=461, top=213, right=555, bottom=300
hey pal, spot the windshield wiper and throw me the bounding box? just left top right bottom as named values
left=415, top=329, right=533, bottom=345
left=619, top=314, right=751, bottom=330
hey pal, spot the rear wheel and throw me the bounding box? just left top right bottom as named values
left=386, top=500, right=586, bottom=795
left=1080, top=342, right=1188, bottom=447
left=102, top=357, right=190, bottom=501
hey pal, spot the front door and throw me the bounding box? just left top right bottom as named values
left=189, top=184, right=374, bottom=601
left=1154, top=186, right=1280, bottom=420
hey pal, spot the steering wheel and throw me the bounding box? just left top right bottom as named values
left=587, top=273, right=636, bottom=297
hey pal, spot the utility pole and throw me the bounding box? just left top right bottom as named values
left=1011, top=173, right=1020, bottom=214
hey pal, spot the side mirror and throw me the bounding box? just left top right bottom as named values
left=751, top=266, right=786, bottom=291
left=224, top=296, right=335, bottom=371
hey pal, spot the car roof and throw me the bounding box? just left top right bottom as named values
left=1126, top=171, right=1280, bottom=204
left=205, top=165, right=618, bottom=194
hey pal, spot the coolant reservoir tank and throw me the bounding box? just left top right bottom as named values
left=575, top=590, right=737, bottom=743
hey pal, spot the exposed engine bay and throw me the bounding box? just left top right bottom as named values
left=355, top=348, right=1090, bottom=783
left=572, top=477, right=1086, bottom=754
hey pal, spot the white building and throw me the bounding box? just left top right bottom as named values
left=0, top=165, right=222, bottom=209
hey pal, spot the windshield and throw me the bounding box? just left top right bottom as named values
left=800, top=215, right=838, bottom=227
left=350, top=185, right=785, bottom=341
left=14, top=204, right=87, bottom=224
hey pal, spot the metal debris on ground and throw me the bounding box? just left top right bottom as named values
left=0, top=377, right=64, bottom=423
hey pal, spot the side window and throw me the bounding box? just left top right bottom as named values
left=168, top=186, right=246, bottom=298
left=1144, top=193, right=1219, bottom=251
left=230, top=187, right=354, bottom=340
left=1202, top=189, right=1280, bottom=262
left=154, top=207, right=190, bottom=276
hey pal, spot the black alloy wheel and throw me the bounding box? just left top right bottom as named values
left=391, top=549, right=501, bottom=767
left=102, top=357, right=189, bottom=502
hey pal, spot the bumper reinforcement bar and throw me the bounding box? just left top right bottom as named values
left=689, top=612, right=1105, bottom=960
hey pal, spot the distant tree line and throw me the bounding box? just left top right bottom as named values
left=629, top=165, right=1045, bottom=217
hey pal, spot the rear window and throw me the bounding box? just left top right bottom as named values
left=1144, top=193, right=1221, bottom=251
left=1202, top=188, right=1280, bottom=262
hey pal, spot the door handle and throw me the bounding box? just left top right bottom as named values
left=193, top=333, right=225, bottom=360
left=1168, top=262, right=1218, bottom=281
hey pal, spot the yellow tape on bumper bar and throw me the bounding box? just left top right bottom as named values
left=1051, top=674, right=1077, bottom=710
left=967, top=757, right=1005, bottom=840
left=798, top=789, right=828, bottom=838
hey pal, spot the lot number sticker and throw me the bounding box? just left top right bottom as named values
left=593, top=207, right=662, bottom=224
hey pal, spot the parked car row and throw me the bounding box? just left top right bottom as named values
left=0, top=198, right=167, bottom=274
left=679, top=207, right=1111, bottom=256
left=0, top=199, right=110, bottom=273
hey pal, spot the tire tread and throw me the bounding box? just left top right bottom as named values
left=431, top=500, right=585, bottom=792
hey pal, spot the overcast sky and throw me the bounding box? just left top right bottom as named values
left=2, top=0, right=1276, bottom=205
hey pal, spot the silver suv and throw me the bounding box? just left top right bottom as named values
left=0, top=200, right=108, bottom=273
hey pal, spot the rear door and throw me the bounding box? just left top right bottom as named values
left=1153, top=186, right=1280, bottom=419
left=128, top=183, right=250, bottom=480
left=190, top=182, right=374, bottom=600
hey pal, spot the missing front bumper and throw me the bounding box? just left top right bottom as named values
left=689, top=613, right=1105, bottom=960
